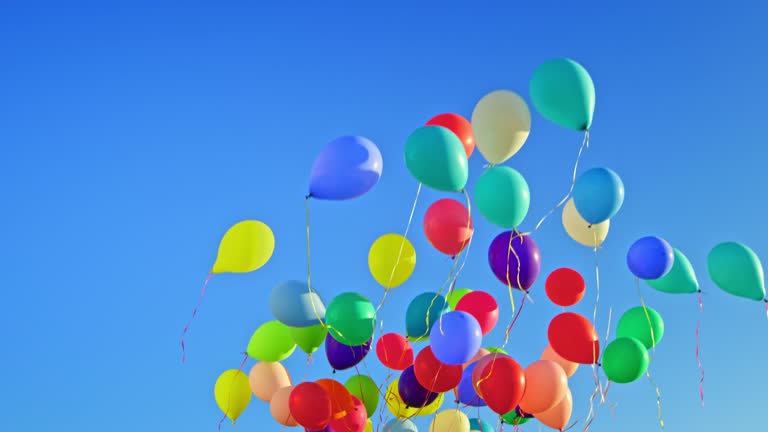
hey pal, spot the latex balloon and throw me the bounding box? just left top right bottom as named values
left=325, top=334, right=371, bottom=371
left=213, top=220, right=275, bottom=274
left=416, top=391, right=444, bottom=417
left=501, top=407, right=533, bottom=426
left=406, top=292, right=450, bottom=342
left=385, top=378, right=443, bottom=418
left=426, top=113, right=475, bottom=159
left=308, top=135, right=383, bottom=201
left=535, top=388, right=573, bottom=431
left=463, top=348, right=490, bottom=369
left=616, top=306, right=665, bottom=349
left=469, top=418, right=495, bottom=432
left=270, top=280, right=326, bottom=328
left=647, top=248, right=699, bottom=294
left=365, top=419, right=373, bottom=432
left=486, top=347, right=508, bottom=355
left=627, top=236, right=674, bottom=280
left=326, top=292, right=376, bottom=346
left=368, top=233, right=417, bottom=289
left=475, top=166, right=531, bottom=229
left=548, top=312, right=600, bottom=364
left=398, top=365, right=439, bottom=408
left=271, top=385, right=300, bottom=427
left=471, top=353, right=501, bottom=393
left=530, top=58, right=595, bottom=131
left=214, top=369, right=252, bottom=423
left=541, top=344, right=579, bottom=377
left=455, top=291, right=499, bottom=335
left=423, top=198, right=473, bottom=257
left=457, top=362, right=486, bottom=407
left=414, top=346, right=463, bottom=392
left=475, top=355, right=526, bottom=415
left=545, top=268, right=586, bottom=307
left=249, top=362, right=292, bottom=402
left=518, top=360, right=568, bottom=414
left=430, top=409, right=470, bottom=432
left=446, top=288, right=473, bottom=310
left=404, top=125, right=469, bottom=192
left=376, top=333, right=414, bottom=370
left=562, top=198, right=610, bottom=247
left=289, top=382, right=333, bottom=430
left=430, top=311, right=483, bottom=365
left=345, top=375, right=379, bottom=419
left=707, top=242, right=766, bottom=301
left=329, top=395, right=367, bottom=432
left=290, top=324, right=328, bottom=354
left=471, top=90, right=532, bottom=164
left=383, top=418, right=419, bottom=432
left=602, top=337, right=649, bottom=383
left=316, top=379, right=356, bottom=421
left=572, top=167, right=624, bottom=225
left=247, top=321, right=297, bottom=362
left=488, top=231, right=541, bottom=291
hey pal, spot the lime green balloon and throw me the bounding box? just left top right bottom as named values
left=530, top=58, right=595, bottom=131
left=447, top=288, right=473, bottom=310
left=487, top=347, right=508, bottom=355
left=501, top=409, right=532, bottom=425
left=616, top=306, right=664, bottom=349
left=707, top=242, right=766, bottom=301
left=647, top=248, right=699, bottom=295
left=247, top=320, right=296, bottom=361
left=404, top=125, right=469, bottom=192
left=326, top=292, right=376, bottom=346
left=288, top=323, right=327, bottom=354
left=475, top=166, right=530, bottom=229
left=602, top=337, right=649, bottom=383
left=345, top=374, right=379, bottom=418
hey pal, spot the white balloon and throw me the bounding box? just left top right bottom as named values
left=471, top=90, right=531, bottom=164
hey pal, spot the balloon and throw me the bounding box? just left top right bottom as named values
left=271, top=385, right=300, bottom=427
left=429, top=311, right=483, bottom=365
left=214, top=369, right=252, bottom=423
left=249, top=362, right=292, bottom=402
left=426, top=113, right=475, bottom=159
left=475, top=166, right=531, bottom=229
left=365, top=419, right=373, bottom=432
left=414, top=346, right=463, bottom=392
left=330, top=395, right=367, bottom=432
left=247, top=320, right=297, bottom=362
left=384, top=418, right=419, bottom=432
left=562, top=198, right=610, bottom=247
left=488, top=231, right=541, bottom=291
left=535, top=388, right=573, bottom=431
left=471, top=90, right=532, bottom=164
left=548, top=312, right=600, bottom=364
left=545, top=268, right=586, bottom=307
left=345, top=375, right=379, bottom=419
left=541, top=344, right=579, bottom=377
left=290, top=324, right=328, bottom=354
left=399, top=365, right=439, bottom=408
left=457, top=362, right=486, bottom=407
left=447, top=288, right=472, bottom=310
left=469, top=418, right=495, bottom=432
left=368, top=233, right=417, bottom=289
left=707, top=242, right=766, bottom=301
left=416, top=392, right=444, bottom=417
left=627, top=236, right=675, bottom=280
left=289, top=382, right=333, bottom=430
left=212, top=220, right=275, bottom=274
left=385, top=378, right=443, bottom=418
left=325, top=334, right=371, bottom=371
left=404, top=125, right=469, bottom=192
left=616, top=306, right=665, bottom=349
left=270, top=280, right=326, bottom=328
left=647, top=248, right=699, bottom=294
left=501, top=407, right=533, bottom=426
left=602, top=337, right=649, bottom=383
left=316, top=379, right=356, bottom=421
left=376, top=333, right=414, bottom=370
left=463, top=347, right=490, bottom=369
left=474, top=355, right=526, bottom=415
left=486, top=347, right=507, bottom=355
left=423, top=198, right=474, bottom=257
left=529, top=58, right=595, bottom=131
left=572, top=167, right=624, bottom=225
left=406, top=292, right=450, bottom=342
left=518, top=360, right=568, bottom=414
left=455, top=291, right=499, bottom=335
left=430, top=409, right=470, bottom=432
left=326, top=292, right=376, bottom=346
left=308, top=135, right=383, bottom=201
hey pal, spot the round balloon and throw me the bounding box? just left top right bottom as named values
left=707, top=241, right=766, bottom=301
left=475, top=166, right=530, bottom=229
left=383, top=418, right=419, bottom=432
left=446, top=288, right=472, bottom=310
left=423, top=198, right=474, bottom=257
left=426, top=113, right=475, bottom=159
left=368, top=233, right=416, bottom=289
left=530, top=58, right=595, bottom=131
left=455, top=291, right=499, bottom=335
left=501, top=407, right=533, bottom=426
left=325, top=334, right=371, bottom=371
left=430, top=409, right=470, bottom=432
left=518, top=360, right=568, bottom=414
left=545, top=267, right=586, bottom=307
left=471, top=90, right=532, bottom=164
left=414, top=346, right=463, bottom=392
left=325, top=292, right=376, bottom=346
left=406, top=292, right=450, bottom=342
left=488, top=231, right=541, bottom=291
left=627, top=236, right=674, bottom=280
left=572, top=167, right=624, bottom=225
left=345, top=375, right=379, bottom=419
left=404, top=125, right=469, bottom=192
left=329, top=395, right=367, bottom=432
left=308, top=135, right=382, bottom=201
left=270, top=280, right=327, bottom=328
left=429, top=311, right=483, bottom=365
left=457, top=362, right=486, bottom=407
left=271, top=385, right=299, bottom=427
left=290, top=382, right=332, bottom=430
left=398, top=365, right=439, bottom=408
left=602, top=337, right=649, bottom=383
left=247, top=320, right=297, bottom=362
left=547, top=312, right=600, bottom=364
left=316, top=379, right=356, bottom=422
left=214, top=369, right=252, bottom=423
left=376, top=333, right=414, bottom=370
left=535, top=388, right=573, bottom=431
left=249, top=362, right=292, bottom=402
left=469, top=418, right=495, bottom=432
left=616, top=306, right=664, bottom=349
left=474, top=355, right=526, bottom=415
left=647, top=248, right=699, bottom=294
left=541, top=344, right=579, bottom=377
left=289, top=323, right=328, bottom=354
left=562, top=198, right=610, bottom=248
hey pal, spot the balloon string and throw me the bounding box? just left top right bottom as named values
left=636, top=279, right=665, bottom=429
left=217, top=353, right=249, bottom=431
left=449, top=188, right=474, bottom=288
left=696, top=291, right=705, bottom=407
left=181, top=271, right=213, bottom=363
left=646, top=368, right=665, bottom=430
left=763, top=298, right=768, bottom=320
left=592, top=238, right=601, bottom=341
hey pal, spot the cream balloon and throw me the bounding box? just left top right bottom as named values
left=430, top=409, right=470, bottom=432
left=562, top=198, right=609, bottom=247
left=269, top=385, right=299, bottom=427
left=535, top=388, right=573, bottom=431
left=471, top=90, right=532, bottom=164
left=249, top=362, right=292, bottom=402
left=541, top=344, right=579, bottom=377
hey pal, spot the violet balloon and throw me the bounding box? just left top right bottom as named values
left=398, top=365, right=439, bottom=408
left=488, top=231, right=541, bottom=290
left=457, top=362, right=486, bottom=407
left=308, top=135, right=383, bottom=201
left=325, top=334, right=371, bottom=371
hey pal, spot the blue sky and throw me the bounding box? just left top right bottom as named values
left=1, top=1, right=766, bottom=431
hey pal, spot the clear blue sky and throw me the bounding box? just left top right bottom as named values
left=1, top=1, right=766, bottom=431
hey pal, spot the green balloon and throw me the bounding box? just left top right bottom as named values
left=288, top=323, right=327, bottom=354
left=530, top=58, right=595, bottom=131
left=475, top=166, right=530, bottom=229
left=707, top=242, right=766, bottom=301
left=501, top=409, right=532, bottom=425
left=344, top=374, right=379, bottom=418
left=247, top=320, right=296, bottom=361
left=447, top=288, right=473, bottom=310
left=602, top=337, right=649, bottom=384
left=325, top=292, right=376, bottom=346
left=404, top=125, right=469, bottom=192
left=616, top=306, right=664, bottom=349
left=487, top=346, right=508, bottom=355
left=647, top=248, right=699, bottom=294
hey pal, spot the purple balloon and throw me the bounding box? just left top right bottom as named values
left=398, top=365, right=439, bottom=408
left=488, top=231, right=541, bottom=290
left=309, top=136, right=383, bottom=201
left=516, top=405, right=534, bottom=418
left=627, top=236, right=674, bottom=280
left=325, top=334, right=371, bottom=371
left=457, top=362, right=486, bottom=407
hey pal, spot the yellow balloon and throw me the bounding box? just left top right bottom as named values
left=416, top=392, right=444, bottom=417
left=364, top=418, right=373, bottom=432
left=368, top=233, right=416, bottom=289
left=430, top=409, right=470, bottom=432
left=562, top=199, right=610, bottom=248
left=471, top=90, right=532, bottom=164
left=213, top=220, right=275, bottom=274
left=214, top=369, right=252, bottom=423
left=384, top=378, right=444, bottom=419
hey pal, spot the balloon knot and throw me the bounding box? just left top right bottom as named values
left=587, top=224, right=592, bottom=229
left=596, top=362, right=602, bottom=367
left=305, top=194, right=312, bottom=200
left=763, top=298, right=768, bottom=303
left=332, top=369, right=336, bottom=374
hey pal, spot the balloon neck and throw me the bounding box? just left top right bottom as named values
left=305, top=194, right=312, bottom=200
left=763, top=298, right=768, bottom=303
left=596, top=362, right=602, bottom=367
left=332, top=369, right=336, bottom=374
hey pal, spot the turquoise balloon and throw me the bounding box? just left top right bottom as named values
left=707, top=242, right=765, bottom=301
left=475, top=166, right=530, bottom=229
left=470, top=418, right=495, bottom=432
left=404, top=125, right=469, bottom=192
left=530, top=58, right=595, bottom=131
left=406, top=292, right=450, bottom=342
left=384, top=418, right=418, bottom=432
left=647, top=248, right=699, bottom=294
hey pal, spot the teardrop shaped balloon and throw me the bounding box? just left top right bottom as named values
left=404, top=125, right=469, bottom=192
left=214, top=369, right=252, bottom=423
left=488, top=231, right=541, bottom=291
left=213, top=220, right=275, bottom=274
left=344, top=375, right=379, bottom=418
left=534, top=388, right=573, bottom=431
left=247, top=320, right=297, bottom=362
left=646, top=248, right=699, bottom=294
left=471, top=90, right=532, bottom=164
left=325, top=334, right=371, bottom=371
left=547, top=312, right=600, bottom=364
left=707, top=242, right=766, bottom=301
left=308, top=135, right=383, bottom=201
left=530, top=58, right=595, bottom=131
left=289, top=323, right=328, bottom=354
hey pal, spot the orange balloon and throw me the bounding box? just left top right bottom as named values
left=270, top=385, right=299, bottom=427
left=535, top=388, right=573, bottom=431
left=518, top=360, right=568, bottom=414
left=316, top=378, right=355, bottom=419
left=541, top=344, right=579, bottom=377
left=249, top=362, right=292, bottom=402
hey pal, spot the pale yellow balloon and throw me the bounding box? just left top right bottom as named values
left=214, top=369, right=252, bottom=423
left=269, top=385, right=299, bottom=427
left=430, top=409, right=470, bottom=432
left=369, top=233, right=416, bottom=289
left=248, top=362, right=292, bottom=402
left=213, top=220, right=275, bottom=274
left=471, top=90, right=532, bottom=164
left=562, top=199, right=609, bottom=247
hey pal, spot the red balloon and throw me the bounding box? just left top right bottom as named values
left=329, top=395, right=367, bottom=432
left=474, top=355, right=526, bottom=415
left=545, top=268, right=586, bottom=307
left=423, top=198, right=474, bottom=257
left=376, top=333, right=414, bottom=370
left=547, top=312, right=600, bottom=364
left=289, top=382, right=332, bottom=430
left=414, top=346, right=463, bottom=392
left=455, top=291, right=499, bottom=335
left=471, top=353, right=503, bottom=395
left=316, top=378, right=355, bottom=418
left=426, top=113, right=475, bottom=158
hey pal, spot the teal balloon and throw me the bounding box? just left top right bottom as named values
left=384, top=418, right=418, bottom=432
left=647, top=249, right=699, bottom=294
left=470, top=418, right=495, bottom=432
left=406, top=292, right=450, bottom=342
left=707, top=242, right=766, bottom=301
left=530, top=58, right=596, bottom=131
left=404, top=125, right=469, bottom=192
left=475, top=166, right=530, bottom=229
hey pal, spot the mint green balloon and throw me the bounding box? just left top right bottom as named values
left=404, top=125, right=469, bottom=192
left=475, top=166, right=530, bottom=229
left=487, top=346, right=508, bottom=355
left=602, top=337, right=649, bottom=384
left=530, top=58, right=595, bottom=131
left=707, top=242, right=765, bottom=301
left=647, top=248, right=699, bottom=295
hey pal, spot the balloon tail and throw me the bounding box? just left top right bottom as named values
left=181, top=271, right=214, bottom=363
left=581, top=363, right=602, bottom=432
left=696, top=291, right=705, bottom=407
left=304, top=196, right=329, bottom=332
left=592, top=241, right=601, bottom=340
left=646, top=368, right=666, bottom=430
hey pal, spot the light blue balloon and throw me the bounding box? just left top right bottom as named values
left=469, top=418, right=495, bottom=432
left=530, top=58, right=595, bottom=131
left=406, top=292, right=450, bottom=342
left=429, top=311, right=482, bottom=365
left=269, top=280, right=326, bottom=328
left=309, top=135, right=383, bottom=200
left=384, top=418, right=418, bottom=432
left=572, top=167, right=624, bottom=224
left=457, top=362, right=486, bottom=407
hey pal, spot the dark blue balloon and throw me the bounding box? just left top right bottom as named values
left=627, top=236, right=674, bottom=280
left=309, top=135, right=383, bottom=200
left=398, top=365, right=438, bottom=408
left=457, top=362, right=486, bottom=407
left=325, top=334, right=371, bottom=371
